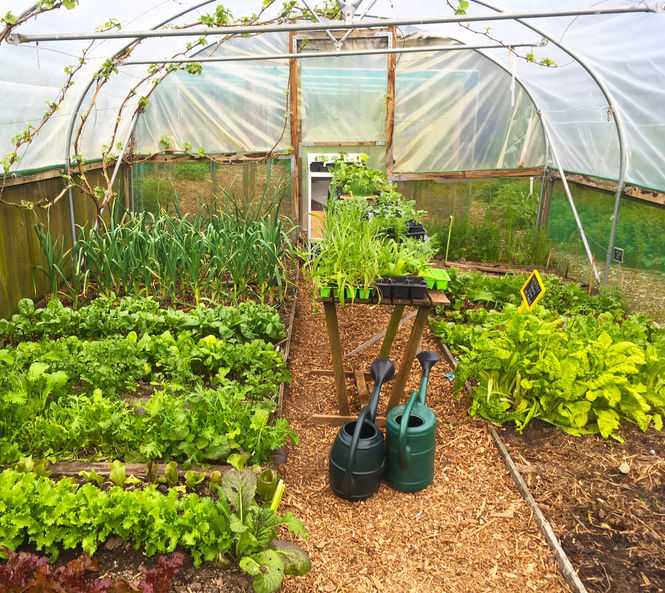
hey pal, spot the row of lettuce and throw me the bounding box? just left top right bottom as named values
left=430, top=269, right=665, bottom=442
left=0, top=294, right=308, bottom=593
left=0, top=465, right=309, bottom=593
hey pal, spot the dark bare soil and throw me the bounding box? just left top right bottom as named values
left=92, top=545, right=253, bottom=593
left=500, top=421, right=665, bottom=593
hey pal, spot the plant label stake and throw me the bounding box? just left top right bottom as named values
left=518, top=269, right=546, bottom=313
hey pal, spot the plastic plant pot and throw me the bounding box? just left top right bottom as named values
left=420, top=268, right=450, bottom=291
left=409, top=276, right=429, bottom=300
left=389, top=276, right=411, bottom=300
left=356, top=286, right=376, bottom=300
left=320, top=285, right=335, bottom=298
left=333, top=287, right=355, bottom=299
left=374, top=279, right=393, bottom=299
left=406, top=229, right=426, bottom=241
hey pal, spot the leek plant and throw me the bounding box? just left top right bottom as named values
left=66, top=185, right=293, bottom=305
left=33, top=214, right=70, bottom=301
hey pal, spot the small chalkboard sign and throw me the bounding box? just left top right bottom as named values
left=519, top=269, right=546, bottom=312
left=613, top=247, right=624, bottom=264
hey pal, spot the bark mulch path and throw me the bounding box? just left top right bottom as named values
left=278, top=276, right=570, bottom=593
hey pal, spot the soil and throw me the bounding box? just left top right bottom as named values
left=46, top=544, right=255, bottom=592
left=499, top=421, right=665, bottom=593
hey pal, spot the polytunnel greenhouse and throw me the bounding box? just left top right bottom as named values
left=0, top=1, right=664, bottom=592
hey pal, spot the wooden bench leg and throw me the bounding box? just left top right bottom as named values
left=323, top=301, right=349, bottom=415
left=379, top=304, right=405, bottom=359
left=386, top=305, right=432, bottom=412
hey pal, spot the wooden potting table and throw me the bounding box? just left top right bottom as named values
left=319, top=291, right=450, bottom=417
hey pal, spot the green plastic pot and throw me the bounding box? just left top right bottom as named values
left=420, top=268, right=450, bottom=290
left=356, top=287, right=375, bottom=300
left=333, top=287, right=355, bottom=299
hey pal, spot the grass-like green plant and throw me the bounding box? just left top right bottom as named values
left=304, top=193, right=434, bottom=305
left=41, top=184, right=294, bottom=306
left=32, top=214, right=70, bottom=301
left=304, top=198, right=382, bottom=304
left=428, top=180, right=552, bottom=267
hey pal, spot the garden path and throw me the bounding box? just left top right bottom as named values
left=279, top=276, right=571, bottom=593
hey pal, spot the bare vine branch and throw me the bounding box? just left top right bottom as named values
left=445, top=0, right=556, bottom=67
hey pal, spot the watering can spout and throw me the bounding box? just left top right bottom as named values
left=416, top=351, right=441, bottom=379
left=368, top=358, right=395, bottom=421
left=370, top=358, right=395, bottom=384
left=416, top=351, right=441, bottom=401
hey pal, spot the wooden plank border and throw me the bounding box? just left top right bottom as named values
left=392, top=168, right=543, bottom=182
left=45, top=461, right=234, bottom=480
left=551, top=171, right=665, bottom=207
left=277, top=262, right=300, bottom=418
left=2, top=160, right=108, bottom=188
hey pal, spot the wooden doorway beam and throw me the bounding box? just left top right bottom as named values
left=385, top=26, right=397, bottom=176
left=289, top=30, right=301, bottom=229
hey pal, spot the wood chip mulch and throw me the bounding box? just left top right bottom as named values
left=278, top=276, right=571, bottom=593
left=500, top=421, right=665, bottom=593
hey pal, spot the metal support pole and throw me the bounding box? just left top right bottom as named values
left=122, top=41, right=538, bottom=65
left=542, top=118, right=600, bottom=283
left=301, top=0, right=339, bottom=45
left=338, top=0, right=380, bottom=46
left=535, top=136, right=549, bottom=229
left=470, top=0, right=630, bottom=285
left=8, top=5, right=657, bottom=44
left=93, top=114, right=140, bottom=230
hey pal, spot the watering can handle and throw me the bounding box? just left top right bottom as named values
left=398, top=391, right=420, bottom=471
left=343, top=406, right=371, bottom=499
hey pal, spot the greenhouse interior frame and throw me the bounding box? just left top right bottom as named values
left=1, top=1, right=664, bottom=592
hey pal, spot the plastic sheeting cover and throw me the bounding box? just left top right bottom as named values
left=394, top=37, right=544, bottom=173
left=134, top=33, right=291, bottom=154
left=1, top=1, right=664, bottom=193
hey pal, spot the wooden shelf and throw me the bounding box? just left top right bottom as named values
left=318, top=290, right=450, bottom=307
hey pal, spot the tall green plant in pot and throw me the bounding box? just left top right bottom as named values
left=328, top=157, right=391, bottom=198
left=304, top=198, right=381, bottom=305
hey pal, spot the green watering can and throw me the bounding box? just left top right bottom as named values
left=385, top=351, right=440, bottom=492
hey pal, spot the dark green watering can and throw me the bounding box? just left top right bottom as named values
left=329, top=358, right=395, bottom=501
left=385, top=351, right=440, bottom=492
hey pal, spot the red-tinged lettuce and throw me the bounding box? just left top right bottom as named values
left=0, top=547, right=183, bottom=593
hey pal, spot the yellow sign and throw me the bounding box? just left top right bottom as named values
left=519, top=269, right=546, bottom=313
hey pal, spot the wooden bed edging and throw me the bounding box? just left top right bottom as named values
left=437, top=340, right=588, bottom=593
left=46, top=461, right=234, bottom=480
left=277, top=262, right=300, bottom=418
